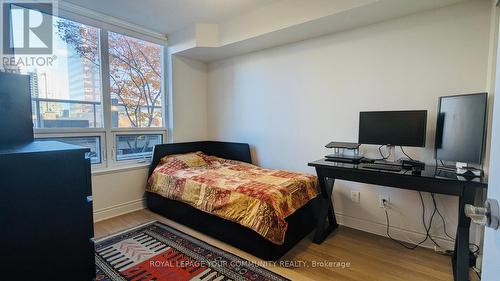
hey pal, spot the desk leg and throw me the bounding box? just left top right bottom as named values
left=313, top=168, right=338, bottom=244
left=452, top=186, right=476, bottom=281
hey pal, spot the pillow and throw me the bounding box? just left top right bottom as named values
left=159, top=151, right=209, bottom=168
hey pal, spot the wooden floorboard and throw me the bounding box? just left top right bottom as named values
left=94, top=209, right=479, bottom=281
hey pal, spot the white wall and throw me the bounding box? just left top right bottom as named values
left=170, top=55, right=208, bottom=142
left=92, top=54, right=208, bottom=222
left=207, top=0, right=492, bottom=248
left=92, top=167, right=149, bottom=221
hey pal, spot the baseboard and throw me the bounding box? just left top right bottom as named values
left=336, top=212, right=455, bottom=250
left=91, top=198, right=454, bottom=250
left=93, top=198, right=146, bottom=222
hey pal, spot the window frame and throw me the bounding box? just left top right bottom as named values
left=112, top=131, right=165, bottom=165
left=34, top=132, right=106, bottom=169
left=11, top=5, right=170, bottom=171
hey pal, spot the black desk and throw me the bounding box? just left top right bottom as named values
left=308, top=159, right=487, bottom=281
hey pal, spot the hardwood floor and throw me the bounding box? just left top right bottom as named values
left=94, top=209, right=479, bottom=281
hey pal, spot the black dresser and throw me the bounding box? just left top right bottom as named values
left=0, top=141, right=95, bottom=280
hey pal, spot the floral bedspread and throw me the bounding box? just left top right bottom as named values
left=146, top=151, right=319, bottom=245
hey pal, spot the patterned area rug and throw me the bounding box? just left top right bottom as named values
left=94, top=221, right=289, bottom=281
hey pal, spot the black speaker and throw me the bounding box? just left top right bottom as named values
left=0, top=72, right=34, bottom=144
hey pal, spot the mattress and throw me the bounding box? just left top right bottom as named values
left=146, top=151, right=318, bottom=244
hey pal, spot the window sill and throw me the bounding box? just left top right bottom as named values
left=91, top=162, right=150, bottom=176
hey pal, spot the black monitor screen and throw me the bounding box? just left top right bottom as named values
left=435, top=93, right=487, bottom=164
left=358, top=110, right=427, bottom=147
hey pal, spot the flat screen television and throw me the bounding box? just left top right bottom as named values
left=358, top=110, right=427, bottom=147
left=435, top=93, right=487, bottom=164
left=0, top=72, right=33, bottom=144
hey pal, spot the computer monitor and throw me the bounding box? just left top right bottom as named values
left=0, top=72, right=33, bottom=144
left=435, top=93, right=487, bottom=164
left=358, top=110, right=427, bottom=147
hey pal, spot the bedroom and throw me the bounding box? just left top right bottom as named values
left=1, top=0, right=500, bottom=280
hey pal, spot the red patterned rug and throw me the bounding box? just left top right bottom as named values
left=94, top=221, right=289, bottom=281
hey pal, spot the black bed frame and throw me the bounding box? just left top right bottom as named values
left=146, top=141, right=319, bottom=260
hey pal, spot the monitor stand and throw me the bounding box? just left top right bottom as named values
left=373, top=146, right=400, bottom=166
left=324, top=143, right=363, bottom=164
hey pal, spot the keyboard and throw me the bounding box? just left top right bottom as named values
left=361, top=163, right=402, bottom=172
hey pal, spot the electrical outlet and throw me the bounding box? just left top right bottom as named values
left=379, top=195, right=390, bottom=208
left=350, top=191, right=360, bottom=203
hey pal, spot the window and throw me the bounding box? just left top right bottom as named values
left=6, top=6, right=167, bottom=169
left=11, top=7, right=103, bottom=129
left=108, top=32, right=163, bottom=128
left=36, top=136, right=102, bottom=164
left=115, top=134, right=162, bottom=161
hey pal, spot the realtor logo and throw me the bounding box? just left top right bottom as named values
left=1, top=0, right=55, bottom=55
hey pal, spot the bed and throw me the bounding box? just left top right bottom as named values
left=145, top=141, right=319, bottom=261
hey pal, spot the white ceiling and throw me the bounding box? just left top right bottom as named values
left=61, top=0, right=276, bottom=34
